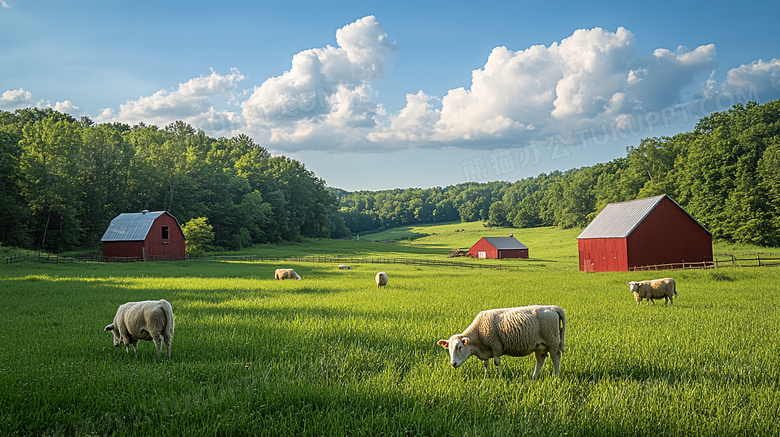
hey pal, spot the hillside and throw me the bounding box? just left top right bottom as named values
left=232, top=221, right=780, bottom=271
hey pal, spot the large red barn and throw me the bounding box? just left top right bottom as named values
left=577, top=194, right=712, bottom=272
left=468, top=235, right=529, bottom=259
left=102, top=211, right=186, bottom=261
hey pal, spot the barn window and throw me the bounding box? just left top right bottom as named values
left=161, top=226, right=169, bottom=240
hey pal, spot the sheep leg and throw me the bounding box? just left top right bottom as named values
left=153, top=334, right=164, bottom=359
left=164, top=334, right=173, bottom=359
left=551, top=349, right=562, bottom=376
left=493, top=356, right=503, bottom=376
left=123, top=334, right=136, bottom=354
left=532, top=351, right=547, bottom=379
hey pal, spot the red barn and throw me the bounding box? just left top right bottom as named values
left=102, top=210, right=186, bottom=261
left=468, top=235, right=529, bottom=259
left=577, top=194, right=712, bottom=272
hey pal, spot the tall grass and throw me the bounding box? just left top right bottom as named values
left=2, top=227, right=779, bottom=436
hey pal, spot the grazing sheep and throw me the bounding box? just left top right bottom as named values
left=375, top=272, right=388, bottom=287
left=275, top=268, right=302, bottom=280
left=437, top=305, right=566, bottom=379
left=627, top=278, right=677, bottom=306
left=105, top=299, right=174, bottom=359
left=338, top=265, right=353, bottom=270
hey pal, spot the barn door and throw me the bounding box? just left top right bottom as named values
left=583, top=259, right=594, bottom=273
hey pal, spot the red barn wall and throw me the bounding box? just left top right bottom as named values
left=578, top=238, right=628, bottom=272
left=103, top=241, right=145, bottom=259
left=627, top=197, right=712, bottom=268
left=144, top=214, right=186, bottom=260
left=468, top=238, right=498, bottom=259
left=497, top=249, right=529, bottom=259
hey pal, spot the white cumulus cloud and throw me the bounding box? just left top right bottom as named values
left=720, top=58, right=780, bottom=101
left=239, top=15, right=397, bottom=150
left=96, top=69, right=245, bottom=126
left=0, top=88, right=32, bottom=110
left=50, top=100, right=80, bottom=116
left=370, top=27, right=718, bottom=149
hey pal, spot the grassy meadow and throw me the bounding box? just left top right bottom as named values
left=2, top=224, right=779, bottom=436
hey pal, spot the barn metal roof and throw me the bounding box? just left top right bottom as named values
left=577, top=195, right=665, bottom=239
left=577, top=194, right=710, bottom=239
left=483, top=236, right=528, bottom=250
left=101, top=211, right=167, bottom=242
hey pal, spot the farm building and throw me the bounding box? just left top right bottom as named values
left=468, top=234, right=529, bottom=259
left=577, top=194, right=713, bottom=272
left=102, top=210, right=186, bottom=261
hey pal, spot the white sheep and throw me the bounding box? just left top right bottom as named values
left=437, top=305, right=566, bottom=379
left=338, top=265, right=353, bottom=270
left=105, top=299, right=174, bottom=359
left=275, top=268, right=302, bottom=280
left=627, top=278, right=677, bottom=306
left=375, top=271, right=388, bottom=287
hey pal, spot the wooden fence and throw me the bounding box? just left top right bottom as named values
left=629, top=261, right=715, bottom=272
left=6, top=251, right=780, bottom=271
left=4, top=251, right=519, bottom=270
left=211, top=255, right=520, bottom=271
left=3, top=252, right=183, bottom=264
left=712, top=253, right=780, bottom=268
left=628, top=253, right=780, bottom=271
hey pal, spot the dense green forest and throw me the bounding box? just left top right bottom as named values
left=2, top=100, right=779, bottom=253
left=0, top=109, right=347, bottom=252
left=337, top=100, right=780, bottom=247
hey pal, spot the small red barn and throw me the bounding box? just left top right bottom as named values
left=468, top=235, right=529, bottom=259
left=577, top=194, right=712, bottom=272
left=102, top=210, right=186, bottom=261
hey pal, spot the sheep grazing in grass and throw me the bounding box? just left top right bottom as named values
left=437, top=305, right=566, bottom=379
left=627, top=278, right=677, bottom=306
left=105, top=299, right=174, bottom=359
left=275, top=268, right=301, bottom=280
left=375, top=272, right=388, bottom=287
left=338, top=265, right=353, bottom=270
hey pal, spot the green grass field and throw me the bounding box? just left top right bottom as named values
left=2, top=224, right=779, bottom=436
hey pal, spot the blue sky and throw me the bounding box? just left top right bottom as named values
left=2, top=1, right=779, bottom=191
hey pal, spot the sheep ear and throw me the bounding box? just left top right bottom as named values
left=437, top=339, right=449, bottom=348
left=104, top=324, right=114, bottom=332
left=461, top=338, right=469, bottom=346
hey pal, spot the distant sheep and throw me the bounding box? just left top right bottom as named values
left=437, top=305, right=566, bottom=379
left=627, top=278, right=677, bottom=306
left=375, top=272, right=388, bottom=287
left=105, top=299, right=174, bottom=359
left=338, top=265, right=353, bottom=270
left=275, top=268, right=301, bottom=280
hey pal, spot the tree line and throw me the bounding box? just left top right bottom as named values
left=0, top=109, right=348, bottom=252
left=2, top=100, right=778, bottom=253
left=337, top=100, right=780, bottom=247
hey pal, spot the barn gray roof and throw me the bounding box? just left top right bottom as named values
left=101, top=211, right=167, bottom=242
left=577, top=194, right=710, bottom=239
left=483, top=236, right=528, bottom=250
